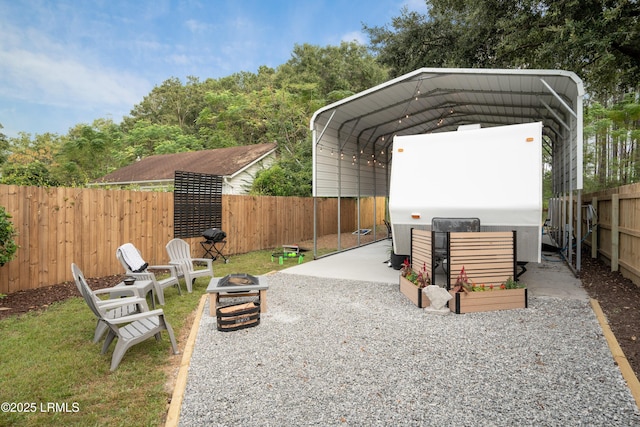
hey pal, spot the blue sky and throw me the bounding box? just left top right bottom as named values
left=0, top=0, right=427, bottom=138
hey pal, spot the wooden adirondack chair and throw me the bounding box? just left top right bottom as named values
left=116, top=243, right=182, bottom=305
left=71, top=263, right=179, bottom=371
left=71, top=263, right=149, bottom=343
left=165, top=238, right=214, bottom=292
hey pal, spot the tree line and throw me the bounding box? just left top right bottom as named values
left=1, top=0, right=638, bottom=194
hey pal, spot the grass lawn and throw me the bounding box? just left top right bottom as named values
left=0, top=248, right=331, bottom=427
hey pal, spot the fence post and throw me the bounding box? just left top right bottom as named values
left=611, top=193, right=619, bottom=272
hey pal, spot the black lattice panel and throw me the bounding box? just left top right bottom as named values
left=174, top=170, right=223, bottom=238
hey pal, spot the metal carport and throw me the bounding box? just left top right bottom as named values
left=310, top=68, right=584, bottom=273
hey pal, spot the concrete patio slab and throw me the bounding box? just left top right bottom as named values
left=283, top=239, right=589, bottom=301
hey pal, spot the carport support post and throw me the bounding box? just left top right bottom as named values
left=356, top=197, right=361, bottom=246
left=577, top=189, right=582, bottom=272
left=337, top=195, right=342, bottom=250
left=337, top=165, right=342, bottom=252
left=313, top=197, right=317, bottom=258
left=568, top=190, right=573, bottom=266
left=355, top=139, right=360, bottom=246
left=591, top=196, right=598, bottom=259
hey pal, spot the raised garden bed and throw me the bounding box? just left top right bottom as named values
left=399, top=276, right=430, bottom=308
left=448, top=288, right=527, bottom=314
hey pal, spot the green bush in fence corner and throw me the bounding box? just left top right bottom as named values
left=0, top=206, right=18, bottom=266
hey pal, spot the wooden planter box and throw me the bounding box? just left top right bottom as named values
left=449, top=288, right=527, bottom=314
left=399, top=276, right=430, bottom=308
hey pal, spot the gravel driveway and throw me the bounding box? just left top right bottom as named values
left=178, top=272, right=640, bottom=426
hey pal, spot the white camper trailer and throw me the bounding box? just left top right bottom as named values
left=389, top=122, right=543, bottom=264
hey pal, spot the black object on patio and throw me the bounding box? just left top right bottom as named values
left=201, top=228, right=228, bottom=263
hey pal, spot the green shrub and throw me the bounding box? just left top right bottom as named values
left=0, top=206, right=18, bottom=266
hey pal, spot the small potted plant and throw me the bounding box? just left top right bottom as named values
left=399, top=259, right=432, bottom=307
left=451, top=265, right=472, bottom=293
left=449, top=266, right=527, bottom=313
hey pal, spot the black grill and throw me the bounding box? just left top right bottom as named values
left=201, top=228, right=228, bottom=263
left=202, top=228, right=226, bottom=243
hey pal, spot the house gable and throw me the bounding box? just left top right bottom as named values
left=93, top=142, right=277, bottom=193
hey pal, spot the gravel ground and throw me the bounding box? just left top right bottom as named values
left=179, top=273, right=640, bottom=426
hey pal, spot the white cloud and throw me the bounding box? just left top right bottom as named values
left=0, top=48, right=148, bottom=109
left=168, top=53, right=192, bottom=66
left=185, top=19, right=211, bottom=34
left=0, top=23, right=150, bottom=111
left=402, top=0, right=429, bottom=14
left=341, top=31, right=366, bottom=45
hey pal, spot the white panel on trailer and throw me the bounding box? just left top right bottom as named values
left=389, top=122, right=543, bottom=262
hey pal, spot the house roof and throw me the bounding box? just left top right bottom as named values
left=95, top=142, right=277, bottom=184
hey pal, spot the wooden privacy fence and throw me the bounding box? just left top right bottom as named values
left=578, top=182, right=640, bottom=287
left=0, top=185, right=385, bottom=294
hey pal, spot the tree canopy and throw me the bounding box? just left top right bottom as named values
left=365, top=0, right=639, bottom=96
left=1, top=3, right=639, bottom=194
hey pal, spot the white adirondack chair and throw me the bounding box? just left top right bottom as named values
left=71, top=263, right=179, bottom=371
left=116, top=243, right=182, bottom=305
left=71, top=263, right=149, bottom=343
left=165, top=238, right=214, bottom=292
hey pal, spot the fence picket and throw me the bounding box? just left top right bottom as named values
left=581, top=183, right=640, bottom=288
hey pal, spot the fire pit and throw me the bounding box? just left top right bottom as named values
left=218, top=273, right=259, bottom=287
left=206, top=274, right=269, bottom=322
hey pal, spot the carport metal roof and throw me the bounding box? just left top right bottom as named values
left=310, top=68, right=585, bottom=272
